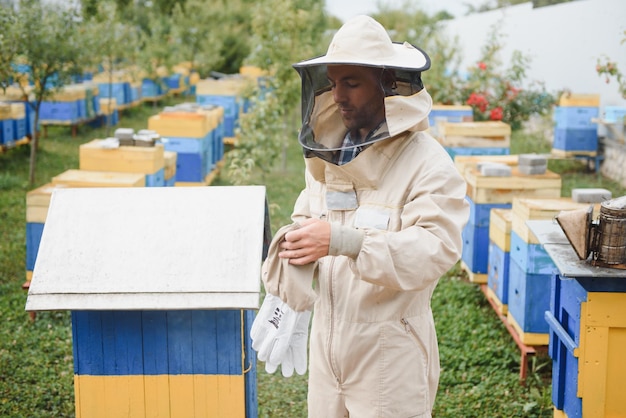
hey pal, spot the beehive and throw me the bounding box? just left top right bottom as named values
left=25, top=186, right=268, bottom=418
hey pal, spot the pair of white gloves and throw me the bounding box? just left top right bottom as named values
left=250, top=293, right=311, bottom=377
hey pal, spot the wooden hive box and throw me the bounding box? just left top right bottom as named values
left=511, top=197, right=600, bottom=244
left=26, top=186, right=269, bottom=418
left=463, top=166, right=562, bottom=204
left=148, top=113, right=210, bottom=139
left=454, top=154, right=519, bottom=175
left=558, top=93, right=600, bottom=107
left=79, top=139, right=165, bottom=175
left=438, top=121, right=511, bottom=148
left=52, top=169, right=146, bottom=188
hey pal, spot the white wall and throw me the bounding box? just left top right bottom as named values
left=440, top=0, right=626, bottom=112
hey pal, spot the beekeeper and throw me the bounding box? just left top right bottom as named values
left=251, top=14, right=470, bottom=418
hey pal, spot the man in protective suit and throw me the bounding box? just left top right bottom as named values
left=251, top=15, right=470, bottom=418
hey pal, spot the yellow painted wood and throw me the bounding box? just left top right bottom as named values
left=464, top=167, right=561, bottom=204
left=52, top=169, right=145, bottom=188
left=551, top=148, right=597, bottom=157
left=553, top=406, right=569, bottom=418
left=10, top=102, right=26, bottom=119
left=489, top=209, right=512, bottom=251
left=196, top=78, right=247, bottom=96
left=439, top=121, right=512, bottom=138
left=26, top=183, right=65, bottom=223
left=148, top=114, right=210, bottom=138
left=461, top=261, right=487, bottom=284
left=454, top=154, right=519, bottom=175
left=75, top=374, right=106, bottom=418
left=578, top=293, right=626, bottom=417
left=79, top=140, right=165, bottom=174
left=164, top=151, right=177, bottom=180
left=99, top=98, right=117, bottom=115
left=438, top=134, right=511, bottom=148
left=558, top=93, right=600, bottom=107
left=74, top=374, right=246, bottom=418
left=511, top=198, right=599, bottom=244
left=507, top=312, right=549, bottom=346
left=485, top=286, right=507, bottom=314
left=105, top=375, right=146, bottom=418
left=0, top=103, right=11, bottom=119
left=144, top=375, right=171, bottom=418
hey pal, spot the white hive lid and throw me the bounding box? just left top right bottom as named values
left=25, top=186, right=267, bottom=311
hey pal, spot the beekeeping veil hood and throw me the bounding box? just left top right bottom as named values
left=292, top=15, right=431, bottom=164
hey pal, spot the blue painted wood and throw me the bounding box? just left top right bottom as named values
left=243, top=310, right=258, bottom=418
left=507, top=258, right=551, bottom=334
left=141, top=310, right=169, bottom=375
left=466, top=196, right=511, bottom=227
left=72, top=310, right=245, bottom=376
left=461, top=221, right=490, bottom=274
left=176, top=153, right=207, bottom=182
left=488, top=241, right=510, bottom=304
left=510, top=231, right=557, bottom=275
left=553, top=128, right=598, bottom=152
left=25, top=222, right=45, bottom=271
left=72, top=311, right=105, bottom=375
left=446, top=146, right=510, bottom=159
left=145, top=168, right=165, bottom=187
left=167, top=310, right=194, bottom=375
left=163, top=133, right=211, bottom=154
left=553, top=106, right=599, bottom=129
left=548, top=274, right=585, bottom=416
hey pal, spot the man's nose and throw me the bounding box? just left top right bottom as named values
left=332, top=86, right=346, bottom=103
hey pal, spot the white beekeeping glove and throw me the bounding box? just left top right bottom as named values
left=250, top=293, right=299, bottom=366
left=279, top=309, right=311, bottom=377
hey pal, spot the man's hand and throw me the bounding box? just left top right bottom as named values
left=278, top=218, right=330, bottom=265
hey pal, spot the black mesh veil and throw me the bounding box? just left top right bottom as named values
left=293, top=43, right=431, bottom=163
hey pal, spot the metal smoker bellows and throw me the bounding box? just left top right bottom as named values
left=556, top=195, right=626, bottom=270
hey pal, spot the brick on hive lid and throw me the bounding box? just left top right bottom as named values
left=518, top=164, right=547, bottom=175
left=571, top=188, right=612, bottom=203
left=115, top=127, right=135, bottom=146
left=518, top=153, right=547, bottom=167
left=480, top=162, right=512, bottom=177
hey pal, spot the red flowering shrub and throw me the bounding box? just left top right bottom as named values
left=458, top=26, right=556, bottom=130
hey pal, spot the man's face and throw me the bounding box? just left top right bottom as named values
left=327, top=65, right=386, bottom=137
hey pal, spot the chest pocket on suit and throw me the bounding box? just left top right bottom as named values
left=354, top=207, right=390, bottom=230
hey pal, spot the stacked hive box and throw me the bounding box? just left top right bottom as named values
left=461, top=165, right=562, bottom=283
left=428, top=105, right=473, bottom=138
left=438, top=121, right=511, bottom=159
left=0, top=103, right=15, bottom=146
left=486, top=208, right=513, bottom=314
left=0, top=86, right=35, bottom=138
left=552, top=94, right=600, bottom=156
left=93, top=71, right=138, bottom=110
left=79, top=139, right=166, bottom=187
left=38, top=83, right=100, bottom=125
left=148, top=104, right=223, bottom=185
left=196, top=77, right=247, bottom=140
left=508, top=198, right=600, bottom=346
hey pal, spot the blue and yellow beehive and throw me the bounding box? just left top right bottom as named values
left=507, top=198, right=600, bottom=346
left=26, top=186, right=267, bottom=418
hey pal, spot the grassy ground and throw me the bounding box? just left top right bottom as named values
left=1, top=105, right=625, bottom=417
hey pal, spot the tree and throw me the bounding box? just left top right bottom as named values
left=83, top=1, right=140, bottom=136
left=225, top=0, right=327, bottom=184
left=13, top=0, right=86, bottom=185
left=0, top=5, right=20, bottom=91
left=170, top=0, right=224, bottom=74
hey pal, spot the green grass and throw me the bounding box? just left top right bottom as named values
left=1, top=108, right=625, bottom=417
